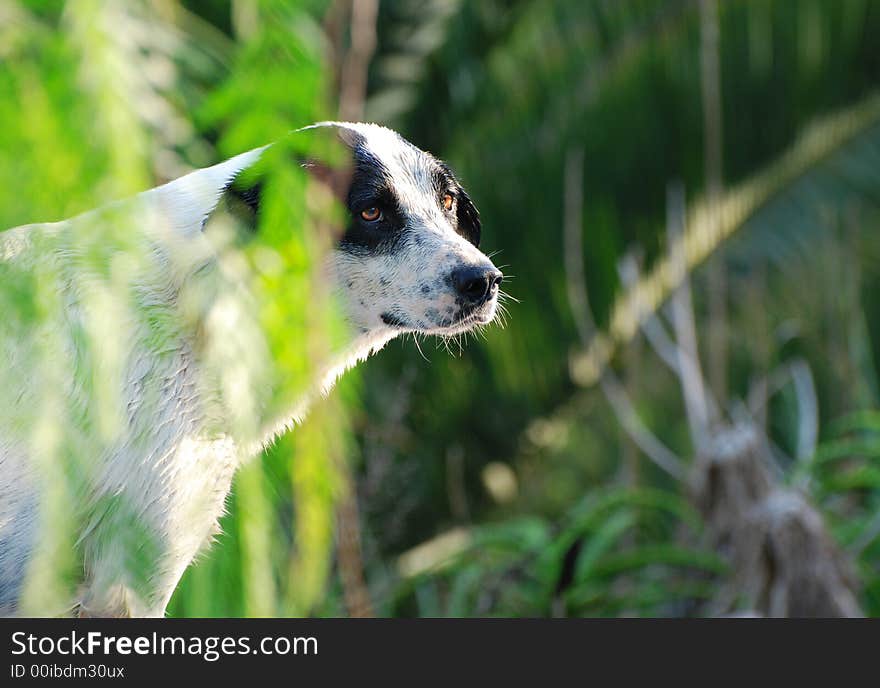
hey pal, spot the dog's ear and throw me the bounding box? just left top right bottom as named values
left=302, top=159, right=352, bottom=202
left=456, top=186, right=482, bottom=248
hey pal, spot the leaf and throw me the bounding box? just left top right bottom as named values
left=572, top=510, right=637, bottom=584
left=813, top=438, right=880, bottom=464
left=592, top=544, right=727, bottom=578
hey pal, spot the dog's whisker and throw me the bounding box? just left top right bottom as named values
left=411, top=332, right=431, bottom=363
left=438, top=335, right=452, bottom=356
left=498, top=290, right=520, bottom=304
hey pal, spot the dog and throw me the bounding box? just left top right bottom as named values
left=0, top=122, right=503, bottom=617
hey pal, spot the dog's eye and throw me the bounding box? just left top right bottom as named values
left=442, top=194, right=454, bottom=211
left=360, top=207, right=381, bottom=222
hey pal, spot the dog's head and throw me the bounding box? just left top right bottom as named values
left=308, top=122, right=503, bottom=337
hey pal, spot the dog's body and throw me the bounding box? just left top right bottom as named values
left=0, top=123, right=502, bottom=617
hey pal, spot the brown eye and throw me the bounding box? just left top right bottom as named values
left=360, top=207, right=381, bottom=222
left=442, top=194, right=454, bottom=211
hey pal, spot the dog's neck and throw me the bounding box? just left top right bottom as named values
left=251, top=327, right=398, bottom=455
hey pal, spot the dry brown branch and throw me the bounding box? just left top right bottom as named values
left=699, top=0, right=728, bottom=402
left=338, top=0, right=379, bottom=122
left=618, top=253, right=722, bottom=425
left=692, top=424, right=862, bottom=617
left=335, top=474, right=374, bottom=617
left=564, top=148, right=685, bottom=480
left=666, top=182, right=713, bottom=449
left=747, top=358, right=819, bottom=466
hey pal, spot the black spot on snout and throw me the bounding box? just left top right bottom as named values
left=420, top=284, right=431, bottom=295
left=381, top=312, right=408, bottom=328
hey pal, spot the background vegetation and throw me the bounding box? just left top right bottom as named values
left=3, top=0, right=880, bottom=617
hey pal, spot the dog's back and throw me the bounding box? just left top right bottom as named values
left=0, top=149, right=267, bottom=616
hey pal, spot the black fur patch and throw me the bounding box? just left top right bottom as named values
left=215, top=170, right=263, bottom=232
left=338, top=139, right=407, bottom=256
left=433, top=162, right=481, bottom=247
left=455, top=187, right=481, bottom=248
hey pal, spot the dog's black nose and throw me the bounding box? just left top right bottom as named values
left=451, top=265, right=503, bottom=305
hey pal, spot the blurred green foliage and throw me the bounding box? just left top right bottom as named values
left=3, top=0, right=880, bottom=617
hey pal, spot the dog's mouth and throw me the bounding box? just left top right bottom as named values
left=381, top=300, right=497, bottom=336
left=434, top=307, right=493, bottom=335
